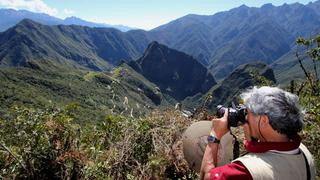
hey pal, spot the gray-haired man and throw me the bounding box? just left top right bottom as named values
left=199, top=86, right=316, bottom=180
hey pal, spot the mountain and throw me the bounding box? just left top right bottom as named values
left=2, top=2, right=320, bottom=81
left=0, top=19, right=150, bottom=70
left=208, top=19, right=293, bottom=79
left=0, top=8, right=135, bottom=32
left=149, top=1, right=320, bottom=79
left=307, top=1, right=320, bottom=16
left=1, top=2, right=319, bottom=87
left=149, top=16, right=216, bottom=66
left=128, top=41, right=216, bottom=101
left=183, top=62, right=276, bottom=110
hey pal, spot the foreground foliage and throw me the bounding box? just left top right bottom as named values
left=0, top=106, right=197, bottom=179
left=294, top=34, right=320, bottom=175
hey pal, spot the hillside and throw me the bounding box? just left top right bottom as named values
left=0, top=19, right=150, bottom=71
left=0, top=64, right=171, bottom=123
left=208, top=19, right=292, bottom=79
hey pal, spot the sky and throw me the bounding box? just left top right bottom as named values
left=0, top=0, right=317, bottom=30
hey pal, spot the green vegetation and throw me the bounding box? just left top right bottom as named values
left=0, top=19, right=148, bottom=70
left=0, top=64, right=167, bottom=124
left=291, top=35, right=320, bottom=175
left=0, top=106, right=197, bottom=179
left=0, top=23, right=319, bottom=179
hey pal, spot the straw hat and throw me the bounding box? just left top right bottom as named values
left=182, top=121, right=235, bottom=172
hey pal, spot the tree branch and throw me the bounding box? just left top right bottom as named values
left=0, top=142, right=27, bottom=171
left=295, top=51, right=317, bottom=94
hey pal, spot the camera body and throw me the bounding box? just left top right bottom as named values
left=216, top=104, right=247, bottom=127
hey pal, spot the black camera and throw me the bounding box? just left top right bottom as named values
left=216, top=104, right=247, bottom=127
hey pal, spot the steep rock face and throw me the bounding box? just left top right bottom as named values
left=0, top=19, right=150, bottom=70
left=129, top=41, right=216, bottom=100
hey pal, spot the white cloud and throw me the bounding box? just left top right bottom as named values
left=0, top=0, right=58, bottom=16
left=63, top=8, right=74, bottom=15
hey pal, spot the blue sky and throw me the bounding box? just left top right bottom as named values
left=0, top=0, right=317, bottom=29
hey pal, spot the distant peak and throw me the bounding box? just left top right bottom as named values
left=17, top=18, right=39, bottom=26
left=148, top=41, right=160, bottom=47
left=0, top=8, right=16, bottom=12
left=232, top=4, right=250, bottom=13
left=145, top=41, right=166, bottom=51
left=282, top=2, right=303, bottom=7
left=64, top=16, right=81, bottom=20
left=261, top=3, right=275, bottom=8
left=143, top=41, right=168, bottom=56
left=239, top=4, right=249, bottom=8
left=182, top=14, right=200, bottom=19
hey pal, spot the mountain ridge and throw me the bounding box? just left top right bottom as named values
left=0, top=19, right=150, bottom=71
left=0, top=8, right=135, bottom=32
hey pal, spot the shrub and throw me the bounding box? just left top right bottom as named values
left=0, top=106, right=198, bottom=179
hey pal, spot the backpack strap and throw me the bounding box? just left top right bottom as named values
left=301, top=150, right=311, bottom=180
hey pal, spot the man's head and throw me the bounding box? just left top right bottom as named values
left=240, top=86, right=304, bottom=139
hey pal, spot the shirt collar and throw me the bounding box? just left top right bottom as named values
left=244, top=135, right=301, bottom=153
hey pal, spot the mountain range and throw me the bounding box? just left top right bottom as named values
left=0, top=36, right=276, bottom=121
left=1, top=1, right=320, bottom=81
left=149, top=1, right=320, bottom=79
left=0, top=1, right=320, bottom=119
left=0, top=8, right=135, bottom=32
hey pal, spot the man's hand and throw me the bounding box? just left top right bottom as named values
left=211, top=110, right=229, bottom=139
left=200, top=111, right=229, bottom=180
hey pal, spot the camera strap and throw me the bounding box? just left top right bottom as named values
left=229, top=129, right=240, bottom=159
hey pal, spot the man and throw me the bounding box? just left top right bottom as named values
left=200, top=86, right=316, bottom=180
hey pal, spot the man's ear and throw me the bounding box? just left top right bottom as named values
left=261, top=115, right=269, bottom=126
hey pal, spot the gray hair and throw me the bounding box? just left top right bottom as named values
left=240, top=86, right=304, bottom=137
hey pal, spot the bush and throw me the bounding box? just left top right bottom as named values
left=0, top=106, right=197, bottom=179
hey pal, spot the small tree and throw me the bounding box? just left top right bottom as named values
left=294, top=34, right=320, bottom=176
left=295, top=35, right=320, bottom=95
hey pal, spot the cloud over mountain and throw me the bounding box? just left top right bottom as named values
left=0, top=0, right=58, bottom=15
